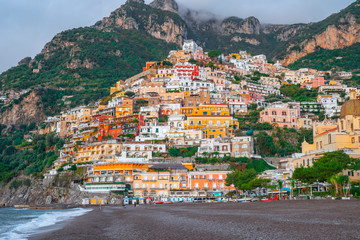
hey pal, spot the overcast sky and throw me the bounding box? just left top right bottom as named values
left=0, top=0, right=354, bottom=73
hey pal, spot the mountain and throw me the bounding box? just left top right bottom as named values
left=0, top=0, right=359, bottom=127
left=288, top=43, right=360, bottom=71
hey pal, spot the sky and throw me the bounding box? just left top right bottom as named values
left=0, top=0, right=354, bottom=74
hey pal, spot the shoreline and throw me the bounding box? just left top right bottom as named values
left=29, top=200, right=360, bottom=240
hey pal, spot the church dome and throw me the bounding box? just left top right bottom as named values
left=340, top=99, right=360, bottom=118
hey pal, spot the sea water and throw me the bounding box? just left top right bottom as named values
left=0, top=207, right=91, bottom=240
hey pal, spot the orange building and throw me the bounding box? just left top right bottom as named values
left=188, top=171, right=236, bottom=192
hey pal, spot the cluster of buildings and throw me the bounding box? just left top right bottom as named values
left=40, top=40, right=359, bottom=200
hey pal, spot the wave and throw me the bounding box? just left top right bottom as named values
left=1, top=208, right=92, bottom=240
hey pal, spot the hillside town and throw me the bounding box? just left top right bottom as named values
left=38, top=40, right=360, bottom=204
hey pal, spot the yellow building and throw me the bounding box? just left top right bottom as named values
left=181, top=104, right=230, bottom=116
left=76, top=140, right=123, bottom=163
left=293, top=92, right=360, bottom=181
left=202, top=126, right=233, bottom=139
left=133, top=164, right=188, bottom=200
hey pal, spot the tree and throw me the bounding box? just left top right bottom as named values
left=208, top=50, right=222, bottom=59
left=70, top=164, right=77, bottom=171
left=162, top=60, right=173, bottom=66
left=188, top=58, right=198, bottom=64
left=248, top=178, right=270, bottom=197
left=277, top=180, right=283, bottom=200
left=293, top=151, right=355, bottom=183
left=226, top=169, right=257, bottom=196
left=124, top=91, right=135, bottom=98
left=290, top=178, right=296, bottom=199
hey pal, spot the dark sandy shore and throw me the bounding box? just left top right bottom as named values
left=31, top=200, right=360, bottom=240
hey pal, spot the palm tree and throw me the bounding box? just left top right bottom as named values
left=330, top=175, right=340, bottom=197
left=277, top=180, right=283, bottom=200
left=290, top=179, right=296, bottom=199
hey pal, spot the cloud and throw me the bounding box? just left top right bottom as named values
left=0, top=0, right=354, bottom=73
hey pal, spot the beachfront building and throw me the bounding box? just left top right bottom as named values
left=84, top=163, right=149, bottom=193
left=133, top=164, right=189, bottom=201
left=188, top=171, right=236, bottom=194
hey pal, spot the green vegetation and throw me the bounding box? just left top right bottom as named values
left=255, top=128, right=313, bottom=157
left=288, top=44, right=360, bottom=71
left=293, top=151, right=360, bottom=183
left=168, top=146, right=198, bottom=158
left=226, top=168, right=270, bottom=193
left=345, top=71, right=360, bottom=87
left=0, top=28, right=176, bottom=114
left=280, top=85, right=317, bottom=102
left=0, top=126, right=64, bottom=183
left=195, top=156, right=275, bottom=173
left=10, top=179, right=31, bottom=189
left=236, top=104, right=274, bottom=131
left=208, top=50, right=222, bottom=59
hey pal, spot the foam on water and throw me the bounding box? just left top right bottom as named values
left=0, top=208, right=92, bottom=240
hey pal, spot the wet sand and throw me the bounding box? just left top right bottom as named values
left=31, top=200, right=360, bottom=240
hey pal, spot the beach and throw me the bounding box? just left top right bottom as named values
left=30, top=200, right=360, bottom=240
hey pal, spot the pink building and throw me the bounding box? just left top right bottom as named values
left=301, top=77, right=325, bottom=89
left=259, top=102, right=301, bottom=129
left=193, top=50, right=205, bottom=61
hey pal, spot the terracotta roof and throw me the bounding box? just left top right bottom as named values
left=340, top=99, right=360, bottom=118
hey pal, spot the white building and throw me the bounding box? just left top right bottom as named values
left=135, top=125, right=170, bottom=141
left=182, top=40, right=203, bottom=54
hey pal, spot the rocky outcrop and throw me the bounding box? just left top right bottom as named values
left=0, top=90, right=46, bottom=128
left=18, top=57, right=32, bottom=66
left=66, top=58, right=97, bottom=69
left=149, top=0, right=178, bottom=13
left=0, top=171, right=123, bottom=207
left=95, top=0, right=187, bottom=46
left=221, top=16, right=261, bottom=35
left=282, top=13, right=360, bottom=65
left=231, top=36, right=260, bottom=45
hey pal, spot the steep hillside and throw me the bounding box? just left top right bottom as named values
left=0, top=0, right=359, bottom=128
left=0, top=27, right=176, bottom=125
left=280, top=0, right=360, bottom=65
left=288, top=43, right=360, bottom=71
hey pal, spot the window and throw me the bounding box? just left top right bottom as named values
left=352, top=137, right=355, bottom=143
left=242, top=144, right=248, bottom=148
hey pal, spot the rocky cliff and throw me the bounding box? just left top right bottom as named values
left=0, top=170, right=123, bottom=207
left=149, top=0, right=179, bottom=13
left=221, top=16, right=261, bottom=35
left=95, top=0, right=187, bottom=46
left=282, top=11, right=360, bottom=65
left=0, top=90, right=46, bottom=128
